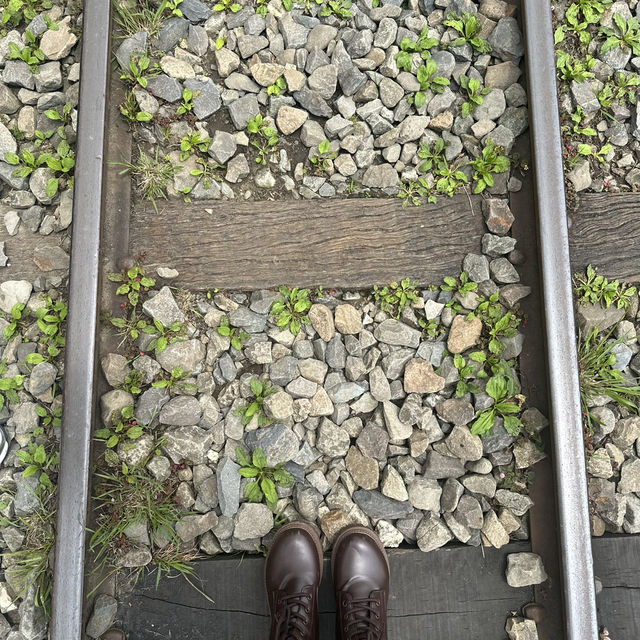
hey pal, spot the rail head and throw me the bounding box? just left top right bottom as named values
left=522, top=1, right=599, bottom=639
left=50, top=1, right=112, bottom=638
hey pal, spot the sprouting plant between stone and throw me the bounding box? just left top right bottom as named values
left=236, top=446, right=294, bottom=511
left=270, top=286, right=312, bottom=335
left=573, top=265, right=637, bottom=309
left=234, top=377, right=277, bottom=427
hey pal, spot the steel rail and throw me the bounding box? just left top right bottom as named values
left=50, top=0, right=112, bottom=637
left=522, top=1, right=598, bottom=639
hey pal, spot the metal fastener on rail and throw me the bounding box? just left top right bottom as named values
left=50, top=1, right=112, bottom=638
left=522, top=1, right=598, bottom=639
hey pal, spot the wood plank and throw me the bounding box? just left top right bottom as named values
left=0, top=211, right=70, bottom=283
left=129, top=194, right=485, bottom=291
left=592, top=535, right=640, bottom=640
left=116, top=542, right=533, bottom=639
left=569, top=193, right=640, bottom=282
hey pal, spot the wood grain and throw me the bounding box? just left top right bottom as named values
left=116, top=542, right=533, bottom=640
left=129, top=194, right=486, bottom=291
left=569, top=193, right=640, bottom=282
left=592, top=535, right=640, bottom=640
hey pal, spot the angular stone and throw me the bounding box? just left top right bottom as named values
left=244, top=423, right=300, bottom=466
left=416, top=512, right=453, bottom=552
left=346, top=446, right=379, bottom=490
left=505, top=617, right=539, bottom=640
left=309, top=304, right=335, bottom=342
left=276, top=105, right=308, bottom=135
left=488, top=17, right=524, bottom=62
left=407, top=476, right=442, bottom=511
left=481, top=509, right=510, bottom=548
left=505, top=552, right=548, bottom=587
left=156, top=340, right=205, bottom=375
left=353, top=489, right=414, bottom=519
left=159, top=395, right=202, bottom=426
left=404, top=359, right=445, bottom=393
left=462, top=473, right=497, bottom=497
left=381, top=465, right=409, bottom=502
left=317, top=418, right=350, bottom=457
left=383, top=401, right=413, bottom=441
left=86, top=593, right=118, bottom=639
left=217, top=457, right=241, bottom=517
left=176, top=512, right=218, bottom=542
left=142, top=286, right=184, bottom=327
left=618, top=458, right=640, bottom=494
left=334, top=304, right=362, bottom=335
left=423, top=451, right=466, bottom=479
left=40, top=17, right=78, bottom=60
left=234, top=503, right=273, bottom=540
left=447, top=314, right=483, bottom=353
left=374, top=319, right=421, bottom=347
left=162, top=426, right=214, bottom=464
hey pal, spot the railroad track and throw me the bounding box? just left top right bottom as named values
left=29, top=0, right=629, bottom=638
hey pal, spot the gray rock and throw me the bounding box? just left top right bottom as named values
left=86, top=593, right=118, bottom=638
left=308, top=65, right=337, bottom=100
left=3, top=61, right=35, bottom=89
left=0, top=279, right=32, bottom=314
left=154, top=17, right=190, bottom=52
left=494, top=489, right=534, bottom=516
left=159, top=395, right=202, bottom=426
left=180, top=0, right=212, bottom=22
left=18, top=586, right=47, bottom=640
left=505, top=552, right=548, bottom=587
left=362, top=163, right=399, bottom=188
left=27, top=362, right=57, bottom=396
left=462, top=473, right=497, bottom=497
left=489, top=257, right=520, bottom=284
left=135, top=387, right=169, bottom=425
left=423, top=451, right=466, bottom=479
left=245, top=423, right=300, bottom=466
left=347, top=30, right=374, bottom=58
left=416, top=512, right=453, bottom=552
left=176, top=512, right=218, bottom=542
left=142, top=286, right=185, bottom=327
left=229, top=306, right=267, bottom=333
left=33, top=61, right=62, bottom=93
left=228, top=94, right=260, bottom=130
left=293, top=86, right=333, bottom=118
left=356, top=424, right=390, bottom=461
left=13, top=473, right=39, bottom=516
left=163, top=426, right=214, bottom=464
left=475, top=88, right=506, bottom=120
left=0, top=160, right=28, bottom=190
left=234, top=503, right=273, bottom=540
left=353, top=489, right=414, bottom=519
left=217, top=457, right=241, bottom=517
left=183, top=78, right=221, bottom=120
left=488, top=17, right=524, bottom=62
left=209, top=130, right=237, bottom=164
left=317, top=418, right=350, bottom=457
left=147, top=74, right=183, bottom=103
left=407, top=476, right=442, bottom=511
left=570, top=80, right=599, bottom=115
left=0, top=82, right=20, bottom=114
left=374, top=319, right=421, bottom=347
left=618, top=458, right=640, bottom=494
left=279, top=13, right=310, bottom=49
left=462, top=253, right=490, bottom=282
left=156, top=339, right=205, bottom=375
left=115, top=31, right=148, bottom=70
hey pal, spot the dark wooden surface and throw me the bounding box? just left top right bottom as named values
left=116, top=541, right=533, bottom=640
left=593, top=535, right=640, bottom=640
left=129, top=194, right=486, bottom=291
left=569, top=193, right=640, bottom=282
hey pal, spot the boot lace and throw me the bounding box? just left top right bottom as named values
left=341, top=596, right=382, bottom=640
left=274, top=591, right=312, bottom=640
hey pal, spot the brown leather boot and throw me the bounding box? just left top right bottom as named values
left=332, top=526, right=390, bottom=640
left=265, top=522, right=323, bottom=640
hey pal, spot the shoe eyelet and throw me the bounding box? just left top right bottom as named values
left=343, top=601, right=348, bottom=606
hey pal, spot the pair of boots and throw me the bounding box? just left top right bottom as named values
left=266, top=523, right=389, bottom=640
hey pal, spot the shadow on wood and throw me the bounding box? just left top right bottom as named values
left=569, top=193, right=640, bottom=282
left=116, top=542, right=533, bottom=640
left=129, top=194, right=485, bottom=291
